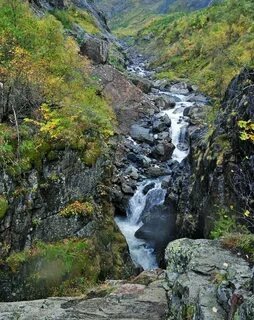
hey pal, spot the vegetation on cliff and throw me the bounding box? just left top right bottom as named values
left=0, top=0, right=114, bottom=176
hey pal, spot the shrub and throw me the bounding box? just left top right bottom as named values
left=210, top=209, right=237, bottom=239
left=59, top=201, right=95, bottom=218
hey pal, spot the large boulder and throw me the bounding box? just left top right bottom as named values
left=130, top=124, right=154, bottom=144
left=135, top=203, right=176, bottom=264
left=165, top=239, right=254, bottom=320
left=80, top=35, right=109, bottom=64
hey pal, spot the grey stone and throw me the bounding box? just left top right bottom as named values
left=80, top=35, right=109, bottom=64
left=165, top=239, right=254, bottom=320
left=130, top=124, right=154, bottom=144
left=0, top=271, right=168, bottom=320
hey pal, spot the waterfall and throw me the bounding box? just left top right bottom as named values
left=116, top=180, right=166, bottom=270
left=115, top=60, right=197, bottom=270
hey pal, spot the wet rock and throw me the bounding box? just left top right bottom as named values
left=186, top=93, right=208, bottom=104
left=143, top=183, right=155, bottom=195
left=130, top=124, right=154, bottom=144
left=177, top=142, right=189, bottom=152
left=151, top=142, right=174, bottom=161
left=165, top=239, right=254, bottom=320
left=127, top=153, right=144, bottom=166
left=135, top=204, right=176, bottom=264
left=157, top=131, right=171, bottom=141
left=152, top=114, right=171, bottom=133
left=154, top=95, right=176, bottom=110
left=146, top=166, right=171, bottom=178
left=153, top=79, right=169, bottom=90
left=170, top=82, right=190, bottom=95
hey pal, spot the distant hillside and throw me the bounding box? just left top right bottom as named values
left=94, top=0, right=215, bottom=30
left=135, top=0, right=254, bottom=97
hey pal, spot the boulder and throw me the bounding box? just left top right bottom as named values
left=130, top=124, right=154, bottom=144
left=135, top=204, right=176, bottom=264
left=152, top=114, right=171, bottom=133
left=151, top=142, right=174, bottom=161
left=80, top=35, right=109, bottom=64
left=125, top=165, right=139, bottom=180
left=130, top=76, right=152, bottom=94
left=146, top=165, right=171, bottom=178
left=169, top=82, right=190, bottom=95
left=154, top=95, right=176, bottom=110
left=165, top=239, right=254, bottom=320
left=121, top=182, right=135, bottom=195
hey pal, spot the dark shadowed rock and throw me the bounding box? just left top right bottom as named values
left=135, top=203, right=176, bottom=264
left=142, top=182, right=155, bottom=195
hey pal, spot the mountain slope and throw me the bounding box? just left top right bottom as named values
left=135, top=0, right=254, bottom=97
left=94, top=0, right=215, bottom=30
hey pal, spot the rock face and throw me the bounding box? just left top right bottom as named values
left=0, top=150, right=134, bottom=301
left=93, top=64, right=155, bottom=133
left=0, top=270, right=168, bottom=320
left=165, top=239, right=254, bottom=320
left=175, top=68, right=254, bottom=237
left=32, top=0, right=110, bottom=36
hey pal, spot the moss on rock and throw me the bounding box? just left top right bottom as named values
left=0, top=196, right=8, bottom=220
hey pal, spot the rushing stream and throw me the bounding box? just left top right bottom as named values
left=115, top=58, right=195, bottom=270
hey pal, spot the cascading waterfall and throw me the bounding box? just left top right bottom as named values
left=115, top=61, right=194, bottom=270
left=115, top=180, right=166, bottom=270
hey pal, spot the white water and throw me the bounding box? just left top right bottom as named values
left=116, top=180, right=166, bottom=270
left=162, top=94, right=192, bottom=162
left=116, top=63, right=195, bottom=270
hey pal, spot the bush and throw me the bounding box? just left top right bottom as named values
left=59, top=201, right=95, bottom=218
left=210, top=209, right=237, bottom=239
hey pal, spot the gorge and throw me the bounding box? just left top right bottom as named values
left=0, top=0, right=253, bottom=319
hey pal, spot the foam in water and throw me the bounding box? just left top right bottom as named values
left=116, top=181, right=166, bottom=270
left=115, top=62, right=194, bottom=270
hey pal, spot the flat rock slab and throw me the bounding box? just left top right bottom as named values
left=165, top=238, right=254, bottom=320
left=0, top=273, right=168, bottom=320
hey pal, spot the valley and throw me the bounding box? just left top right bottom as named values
left=0, top=0, right=253, bottom=319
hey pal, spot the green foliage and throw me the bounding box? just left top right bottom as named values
left=0, top=0, right=114, bottom=175
left=6, top=238, right=101, bottom=296
left=238, top=120, right=254, bottom=142
left=222, top=233, right=254, bottom=262
left=51, top=7, right=99, bottom=34
left=210, top=208, right=237, bottom=239
left=0, top=195, right=8, bottom=220
left=59, top=201, right=94, bottom=218
left=135, top=0, right=254, bottom=98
